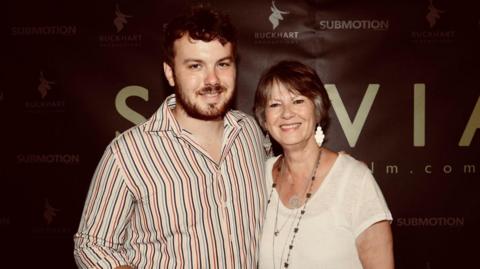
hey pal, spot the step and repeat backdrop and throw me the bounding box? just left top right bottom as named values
left=2, top=0, right=479, bottom=268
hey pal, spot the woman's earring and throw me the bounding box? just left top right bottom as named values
left=315, top=125, right=325, bottom=147
left=263, top=132, right=273, bottom=157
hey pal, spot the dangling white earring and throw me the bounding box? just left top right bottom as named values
left=315, top=125, right=324, bottom=147
left=263, top=132, right=273, bottom=156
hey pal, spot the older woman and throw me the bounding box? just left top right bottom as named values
left=254, top=60, right=393, bottom=269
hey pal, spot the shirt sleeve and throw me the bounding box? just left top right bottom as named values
left=352, top=170, right=393, bottom=238
left=73, top=145, right=135, bottom=269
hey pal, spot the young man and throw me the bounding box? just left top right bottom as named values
left=74, top=6, right=267, bottom=269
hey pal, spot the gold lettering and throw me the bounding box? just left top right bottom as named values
left=115, top=86, right=149, bottom=136
left=443, top=165, right=452, bottom=174
left=463, top=164, right=476, bottom=174
left=425, top=165, right=432, bottom=174
left=386, top=165, right=399, bottom=174
left=414, top=84, right=425, bottom=146
left=459, top=96, right=480, bottom=146
left=325, top=84, right=379, bottom=147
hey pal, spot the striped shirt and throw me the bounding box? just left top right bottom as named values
left=74, top=94, right=267, bottom=269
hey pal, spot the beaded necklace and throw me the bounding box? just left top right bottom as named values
left=266, top=149, right=322, bottom=269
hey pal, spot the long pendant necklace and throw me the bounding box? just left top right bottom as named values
left=268, top=149, right=322, bottom=269
left=272, top=157, right=304, bottom=237
left=273, top=199, right=299, bottom=236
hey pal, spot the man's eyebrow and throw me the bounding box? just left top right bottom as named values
left=182, top=59, right=203, bottom=64
left=181, top=56, right=235, bottom=65
left=218, top=56, right=235, bottom=62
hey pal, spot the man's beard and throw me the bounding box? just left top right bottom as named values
left=175, top=84, right=234, bottom=120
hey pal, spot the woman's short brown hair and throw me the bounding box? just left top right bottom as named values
left=254, top=60, right=331, bottom=131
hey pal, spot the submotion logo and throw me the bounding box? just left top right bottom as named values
left=10, top=25, right=77, bottom=36
left=317, top=20, right=389, bottom=30
left=17, top=153, right=80, bottom=164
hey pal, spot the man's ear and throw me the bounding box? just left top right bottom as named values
left=163, top=62, right=175, bottom=87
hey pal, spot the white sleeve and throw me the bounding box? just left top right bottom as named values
left=352, top=170, right=393, bottom=238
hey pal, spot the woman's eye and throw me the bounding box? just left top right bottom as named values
left=293, top=99, right=305, bottom=104
left=269, top=103, right=280, bottom=108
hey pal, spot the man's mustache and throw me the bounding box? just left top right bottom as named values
left=198, top=84, right=227, bottom=95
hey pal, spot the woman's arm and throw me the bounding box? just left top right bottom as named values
left=356, top=220, right=394, bottom=269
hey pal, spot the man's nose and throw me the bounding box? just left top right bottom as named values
left=204, top=67, right=219, bottom=85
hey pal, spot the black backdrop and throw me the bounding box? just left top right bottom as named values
left=2, top=0, right=479, bottom=268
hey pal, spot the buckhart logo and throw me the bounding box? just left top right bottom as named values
left=411, top=0, right=454, bottom=43
left=98, top=3, right=142, bottom=48
left=24, top=71, right=65, bottom=112
left=114, top=3, right=132, bottom=33
left=37, top=71, right=55, bottom=99
left=269, top=1, right=289, bottom=30
left=43, top=199, right=59, bottom=225
left=426, top=0, right=444, bottom=28
left=254, top=1, right=299, bottom=44
left=32, top=198, right=71, bottom=234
